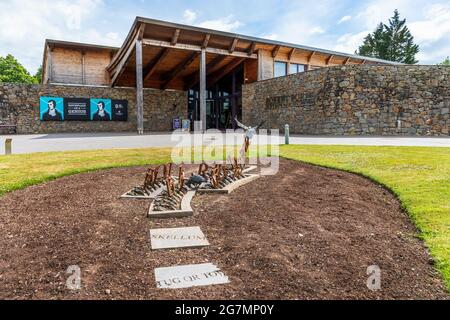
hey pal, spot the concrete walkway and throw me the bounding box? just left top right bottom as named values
left=0, top=132, right=449, bottom=154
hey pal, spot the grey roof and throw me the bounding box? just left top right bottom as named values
left=134, top=16, right=403, bottom=65
left=46, top=39, right=119, bottom=51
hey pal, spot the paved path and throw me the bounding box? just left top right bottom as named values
left=0, top=132, right=449, bottom=154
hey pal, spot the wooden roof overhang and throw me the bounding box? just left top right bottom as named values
left=107, top=17, right=402, bottom=91
left=107, top=18, right=259, bottom=91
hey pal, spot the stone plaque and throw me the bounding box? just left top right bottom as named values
left=150, top=227, right=209, bottom=250
left=155, top=263, right=229, bottom=289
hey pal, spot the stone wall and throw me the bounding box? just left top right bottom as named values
left=242, top=65, right=450, bottom=136
left=0, top=84, right=187, bottom=134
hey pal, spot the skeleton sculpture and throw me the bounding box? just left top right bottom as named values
left=234, top=118, right=265, bottom=160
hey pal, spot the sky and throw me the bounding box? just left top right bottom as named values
left=0, top=0, right=449, bottom=73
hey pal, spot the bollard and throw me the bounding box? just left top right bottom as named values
left=285, top=124, right=290, bottom=145
left=5, top=138, right=12, bottom=155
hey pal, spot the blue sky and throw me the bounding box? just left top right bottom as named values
left=0, top=0, right=449, bottom=73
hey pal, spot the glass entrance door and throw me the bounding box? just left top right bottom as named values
left=206, top=99, right=215, bottom=130
left=217, top=98, right=232, bottom=129
left=187, top=63, right=244, bottom=131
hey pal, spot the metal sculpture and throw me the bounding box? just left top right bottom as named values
left=198, top=162, right=209, bottom=177
left=165, top=175, right=175, bottom=197
left=235, top=117, right=265, bottom=153
left=186, top=173, right=207, bottom=189
left=178, top=164, right=185, bottom=191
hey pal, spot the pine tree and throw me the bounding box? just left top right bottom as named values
left=357, top=10, right=419, bottom=64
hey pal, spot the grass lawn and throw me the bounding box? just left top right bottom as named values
left=280, top=145, right=450, bottom=291
left=0, top=145, right=448, bottom=291
left=0, top=148, right=172, bottom=196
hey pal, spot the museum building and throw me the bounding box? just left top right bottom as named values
left=39, top=17, right=399, bottom=133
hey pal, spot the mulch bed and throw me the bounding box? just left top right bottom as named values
left=0, top=159, right=447, bottom=300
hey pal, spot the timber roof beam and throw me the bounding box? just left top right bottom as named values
left=308, top=51, right=316, bottom=63
left=143, top=48, right=170, bottom=81
left=202, top=34, right=211, bottom=48
left=161, top=51, right=199, bottom=89
left=142, top=39, right=257, bottom=59
left=229, top=38, right=238, bottom=53
left=288, top=48, right=296, bottom=61
left=171, top=29, right=181, bottom=45
left=326, top=54, right=334, bottom=65
left=272, top=45, right=281, bottom=58
left=184, top=55, right=228, bottom=90
left=208, top=57, right=245, bottom=86
left=247, top=42, right=256, bottom=56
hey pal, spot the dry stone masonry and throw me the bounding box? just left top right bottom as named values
left=0, top=84, right=187, bottom=134
left=1, top=65, right=449, bottom=136
left=243, top=65, right=449, bottom=136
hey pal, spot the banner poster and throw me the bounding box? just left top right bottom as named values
left=111, top=100, right=128, bottom=121
left=91, top=98, right=112, bottom=121
left=181, top=119, right=191, bottom=132
left=40, top=97, right=64, bottom=121
left=64, top=98, right=90, bottom=121
left=173, top=118, right=181, bottom=130
left=39, top=97, right=128, bottom=122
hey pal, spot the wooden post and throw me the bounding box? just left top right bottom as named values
left=81, top=51, right=86, bottom=84
left=48, top=46, right=53, bottom=83
left=257, top=50, right=263, bottom=81
left=199, top=48, right=207, bottom=132
left=136, top=39, right=144, bottom=135
left=231, top=70, right=237, bottom=129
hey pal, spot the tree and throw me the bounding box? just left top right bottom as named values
left=357, top=23, right=389, bottom=59
left=357, top=10, right=419, bottom=64
left=0, top=54, right=38, bottom=84
left=34, top=65, right=43, bottom=83
left=439, top=57, right=450, bottom=66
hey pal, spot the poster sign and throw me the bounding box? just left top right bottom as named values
left=181, top=119, right=191, bottom=132
left=173, top=118, right=181, bottom=130
left=91, top=98, right=112, bottom=121
left=64, top=98, right=90, bottom=121
left=40, top=96, right=128, bottom=122
left=111, top=100, right=128, bottom=121
left=40, top=97, right=64, bottom=121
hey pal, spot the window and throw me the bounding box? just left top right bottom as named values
left=289, top=63, right=306, bottom=74
left=274, top=61, right=287, bottom=77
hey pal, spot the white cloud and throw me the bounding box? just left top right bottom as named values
left=255, top=0, right=336, bottom=48
left=338, top=15, right=352, bottom=24
left=344, top=0, right=450, bottom=63
left=333, top=31, right=369, bottom=54
left=408, top=4, right=450, bottom=46
left=180, top=9, right=242, bottom=32
left=0, top=0, right=116, bottom=73
left=260, top=33, right=279, bottom=40
left=197, top=15, right=243, bottom=32
left=310, top=27, right=326, bottom=34
left=355, top=0, right=412, bottom=29
left=182, top=9, right=197, bottom=24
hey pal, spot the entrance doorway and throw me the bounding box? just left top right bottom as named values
left=188, top=63, right=244, bottom=130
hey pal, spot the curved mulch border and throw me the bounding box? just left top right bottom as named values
left=0, top=159, right=447, bottom=299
